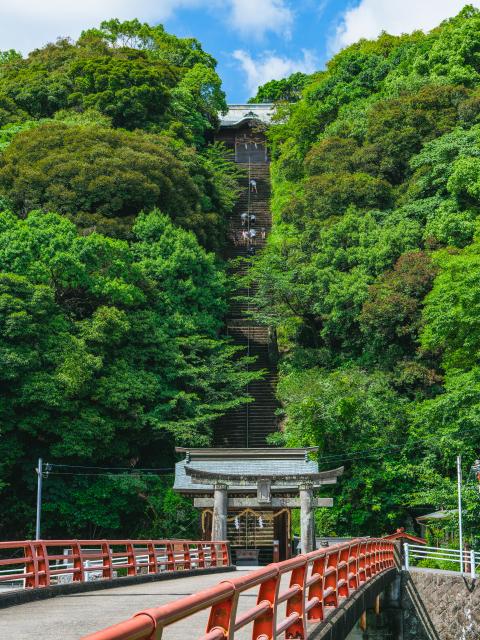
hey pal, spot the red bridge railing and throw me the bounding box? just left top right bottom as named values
left=82, top=539, right=395, bottom=640
left=0, top=539, right=230, bottom=589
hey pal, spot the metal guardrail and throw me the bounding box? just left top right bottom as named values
left=0, top=539, right=230, bottom=590
left=404, top=543, right=480, bottom=578
left=82, top=538, right=395, bottom=640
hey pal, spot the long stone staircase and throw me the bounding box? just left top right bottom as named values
left=213, top=162, right=279, bottom=448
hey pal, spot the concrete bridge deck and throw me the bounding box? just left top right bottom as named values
left=0, top=569, right=286, bottom=639
left=0, top=566, right=396, bottom=640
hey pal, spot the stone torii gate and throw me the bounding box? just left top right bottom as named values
left=173, top=448, right=343, bottom=559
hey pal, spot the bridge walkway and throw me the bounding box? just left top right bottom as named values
left=0, top=569, right=319, bottom=640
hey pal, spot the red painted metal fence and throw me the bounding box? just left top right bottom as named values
left=0, top=539, right=230, bottom=589
left=82, top=539, right=395, bottom=640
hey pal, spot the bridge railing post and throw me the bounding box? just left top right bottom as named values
left=34, top=541, right=51, bottom=587
left=284, top=558, right=307, bottom=639
left=324, top=546, right=339, bottom=608
left=126, top=542, right=137, bottom=576
left=307, top=551, right=326, bottom=622
left=358, top=540, right=366, bottom=584
left=374, top=540, right=380, bottom=573
left=210, top=542, right=217, bottom=567
left=222, top=541, right=231, bottom=566
left=338, top=544, right=349, bottom=598
left=167, top=542, right=175, bottom=571
left=183, top=543, right=191, bottom=570
left=205, top=583, right=237, bottom=640
left=348, top=542, right=359, bottom=591
left=404, top=543, right=409, bottom=571
left=198, top=542, right=206, bottom=569
left=72, top=540, right=85, bottom=582
left=470, top=549, right=476, bottom=579
left=252, top=568, right=281, bottom=640
left=25, top=541, right=39, bottom=589
left=366, top=541, right=374, bottom=578
left=147, top=541, right=157, bottom=574
left=102, top=540, right=113, bottom=579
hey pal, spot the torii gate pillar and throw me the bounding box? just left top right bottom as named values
left=212, top=483, right=228, bottom=541
left=300, top=483, right=315, bottom=554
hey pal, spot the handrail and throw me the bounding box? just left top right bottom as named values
left=82, top=538, right=395, bottom=640
left=404, top=543, right=479, bottom=578
left=0, top=539, right=230, bottom=589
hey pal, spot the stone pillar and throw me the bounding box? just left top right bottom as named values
left=300, top=483, right=315, bottom=554
left=212, top=483, right=228, bottom=541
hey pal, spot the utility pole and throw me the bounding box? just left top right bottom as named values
left=35, top=457, right=43, bottom=540
left=457, top=455, right=464, bottom=573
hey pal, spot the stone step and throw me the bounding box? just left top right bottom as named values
left=213, top=150, right=278, bottom=447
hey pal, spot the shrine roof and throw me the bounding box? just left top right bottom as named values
left=383, top=528, right=426, bottom=545
left=219, top=104, right=275, bottom=128
left=173, top=447, right=342, bottom=494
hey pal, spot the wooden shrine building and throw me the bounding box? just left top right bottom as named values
left=214, top=103, right=274, bottom=163
left=173, top=448, right=343, bottom=564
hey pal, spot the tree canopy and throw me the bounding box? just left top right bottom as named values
left=0, top=123, right=238, bottom=246
left=250, top=5, right=480, bottom=541
left=249, top=72, right=310, bottom=104
left=0, top=209, right=256, bottom=538
left=0, top=19, right=234, bottom=249
left=0, top=20, right=249, bottom=540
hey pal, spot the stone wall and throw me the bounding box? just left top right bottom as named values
left=401, top=568, right=480, bottom=640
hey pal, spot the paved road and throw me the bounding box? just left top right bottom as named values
left=0, top=569, right=319, bottom=639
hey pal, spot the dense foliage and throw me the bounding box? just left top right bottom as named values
left=0, top=21, right=251, bottom=539
left=0, top=19, right=234, bottom=248
left=0, top=210, right=256, bottom=538
left=0, top=123, right=238, bottom=245
left=248, top=72, right=309, bottom=103
left=252, top=5, right=480, bottom=541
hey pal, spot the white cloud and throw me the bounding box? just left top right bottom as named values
left=333, top=0, right=480, bottom=52
left=233, top=48, right=317, bottom=96
left=0, top=0, right=294, bottom=54
left=228, top=0, right=293, bottom=39
left=0, top=1, right=206, bottom=53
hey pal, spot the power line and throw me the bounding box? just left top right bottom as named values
left=315, top=424, right=480, bottom=467
left=47, top=471, right=174, bottom=477
left=40, top=424, right=480, bottom=477
left=50, top=463, right=174, bottom=472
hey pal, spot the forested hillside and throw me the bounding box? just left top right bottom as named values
left=251, top=5, right=480, bottom=540
left=3, top=8, right=480, bottom=545
left=0, top=20, right=254, bottom=539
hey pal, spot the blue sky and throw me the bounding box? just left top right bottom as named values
left=1, top=1, right=478, bottom=102
left=165, top=1, right=353, bottom=101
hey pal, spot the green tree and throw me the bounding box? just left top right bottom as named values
left=0, top=19, right=225, bottom=139
left=253, top=6, right=480, bottom=539
left=67, top=55, right=176, bottom=129
left=0, top=209, right=257, bottom=538
left=249, top=72, right=309, bottom=103
left=274, top=367, right=409, bottom=534
left=0, top=122, right=237, bottom=247
left=360, top=251, right=437, bottom=369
